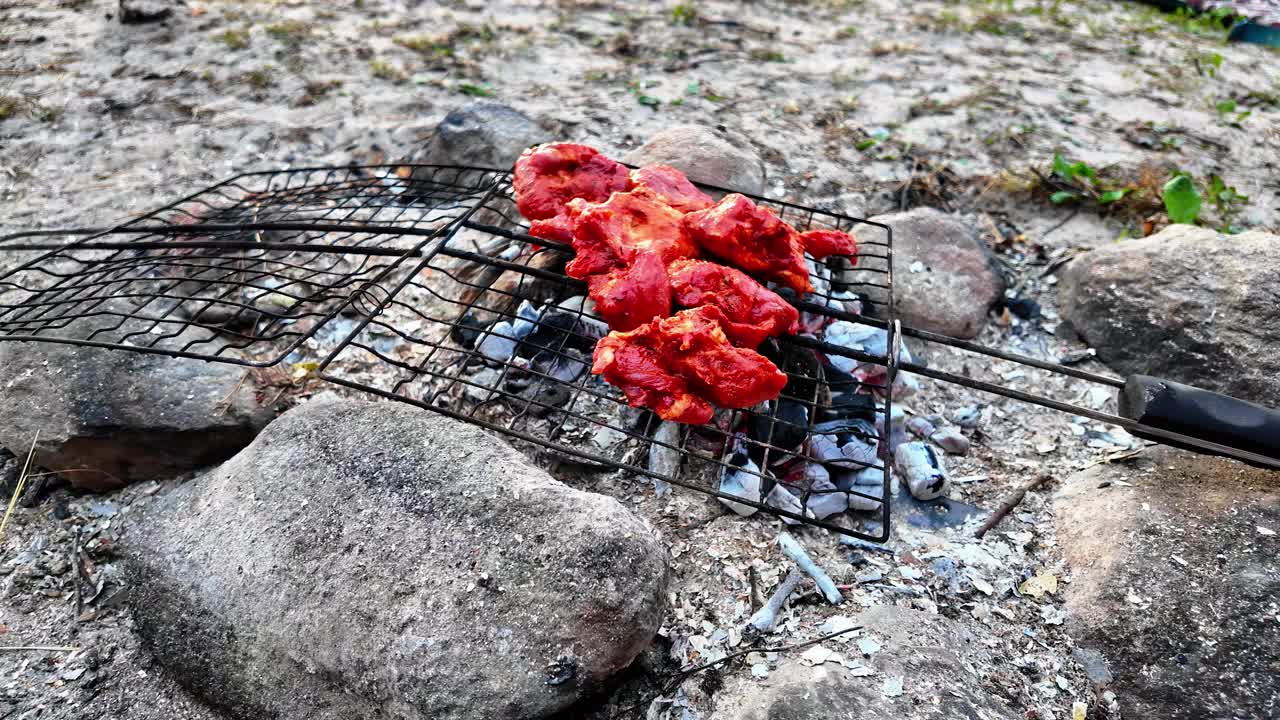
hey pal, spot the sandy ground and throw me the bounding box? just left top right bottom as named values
left=1, top=1, right=1278, bottom=718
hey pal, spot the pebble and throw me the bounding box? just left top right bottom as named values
left=930, top=426, right=971, bottom=455
left=948, top=405, right=981, bottom=428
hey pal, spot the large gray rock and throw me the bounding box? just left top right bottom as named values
left=128, top=400, right=669, bottom=720
left=0, top=327, right=272, bottom=491
left=710, top=606, right=1017, bottom=720
left=1054, top=447, right=1280, bottom=720
left=415, top=102, right=547, bottom=170
left=1059, top=225, right=1280, bottom=407
left=866, top=208, right=1005, bottom=339
left=623, top=125, right=767, bottom=195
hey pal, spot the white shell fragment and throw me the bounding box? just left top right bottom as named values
left=894, top=441, right=950, bottom=501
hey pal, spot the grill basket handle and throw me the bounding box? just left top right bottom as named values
left=1118, top=375, right=1280, bottom=468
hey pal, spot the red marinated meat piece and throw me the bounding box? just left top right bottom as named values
left=528, top=214, right=574, bottom=244
left=565, top=191, right=698, bottom=279
left=682, top=194, right=813, bottom=294
left=592, top=307, right=789, bottom=423
left=630, top=165, right=715, bottom=212
left=668, top=259, right=798, bottom=348
left=800, top=228, right=859, bottom=261
left=591, top=337, right=714, bottom=425
left=586, top=251, right=673, bottom=332
left=513, top=143, right=633, bottom=221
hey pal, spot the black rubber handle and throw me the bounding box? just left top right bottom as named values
left=1118, top=375, right=1280, bottom=467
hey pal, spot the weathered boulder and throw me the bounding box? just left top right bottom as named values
left=623, top=125, right=767, bottom=195
left=128, top=399, right=669, bottom=720
left=710, top=606, right=1017, bottom=720
left=1054, top=447, right=1280, bottom=720
left=415, top=102, right=547, bottom=170
left=1059, top=225, right=1280, bottom=407
left=865, top=208, right=1005, bottom=339
left=0, top=325, right=273, bottom=491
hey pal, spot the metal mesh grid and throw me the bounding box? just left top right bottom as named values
left=0, top=164, right=902, bottom=539
left=0, top=165, right=504, bottom=366
left=315, top=174, right=899, bottom=539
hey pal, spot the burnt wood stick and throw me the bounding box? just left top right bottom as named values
left=973, top=473, right=1052, bottom=539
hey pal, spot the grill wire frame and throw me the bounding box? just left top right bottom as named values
left=4, top=164, right=1277, bottom=544
left=0, top=164, right=902, bottom=540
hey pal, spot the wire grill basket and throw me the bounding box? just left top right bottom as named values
left=0, top=166, right=899, bottom=540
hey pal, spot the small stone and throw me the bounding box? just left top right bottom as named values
left=948, top=406, right=981, bottom=428
left=881, top=676, right=904, bottom=698
left=862, top=209, right=1005, bottom=339
left=413, top=102, right=546, bottom=170
left=623, top=125, right=766, bottom=195
left=119, top=0, right=172, bottom=24
left=930, top=427, right=970, bottom=455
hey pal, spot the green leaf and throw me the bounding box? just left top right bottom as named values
left=1098, top=188, right=1130, bottom=204
left=458, top=83, right=493, bottom=97
left=855, top=138, right=877, bottom=151
left=1052, top=152, right=1071, bottom=178
left=635, top=94, right=660, bottom=107
left=685, top=81, right=700, bottom=96
left=1215, top=98, right=1237, bottom=114
left=1050, top=191, right=1079, bottom=204
left=1163, top=175, right=1202, bottom=224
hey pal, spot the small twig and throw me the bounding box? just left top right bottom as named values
left=0, top=646, right=77, bottom=653
left=1042, top=207, right=1080, bottom=240
left=746, top=568, right=804, bottom=633
left=778, top=533, right=842, bottom=604
left=667, top=626, right=862, bottom=689
left=72, top=526, right=84, bottom=620
left=973, top=473, right=1052, bottom=539
left=0, top=431, right=40, bottom=538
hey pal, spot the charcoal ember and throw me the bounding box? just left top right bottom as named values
left=534, top=348, right=588, bottom=384
left=833, top=466, right=882, bottom=491
left=802, top=476, right=848, bottom=520
left=831, top=290, right=865, bottom=316
left=846, top=484, right=883, bottom=512
left=556, top=295, right=610, bottom=337
left=894, top=441, right=949, bottom=501
left=906, top=414, right=937, bottom=439
left=803, top=462, right=830, bottom=486
left=748, top=399, right=808, bottom=460
left=451, top=311, right=487, bottom=349
left=805, top=258, right=832, bottom=298
left=477, top=321, right=519, bottom=363
left=718, top=444, right=763, bottom=516
left=822, top=321, right=917, bottom=397
left=647, top=421, right=682, bottom=496
left=512, top=300, right=541, bottom=336
left=815, top=369, right=877, bottom=424
left=764, top=483, right=807, bottom=525
left=762, top=343, right=819, bottom=402
left=930, top=426, right=970, bottom=455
